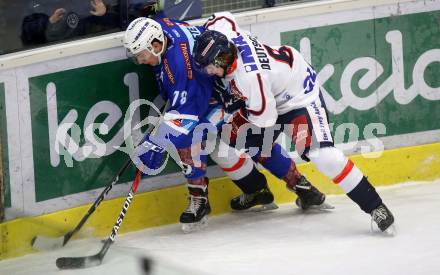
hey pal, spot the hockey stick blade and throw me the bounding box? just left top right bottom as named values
left=56, top=252, right=103, bottom=269
left=56, top=237, right=112, bottom=269
left=31, top=160, right=132, bottom=251
left=56, top=170, right=142, bottom=269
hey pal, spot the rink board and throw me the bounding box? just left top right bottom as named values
left=1, top=0, right=439, bottom=261
left=1, top=142, right=439, bottom=260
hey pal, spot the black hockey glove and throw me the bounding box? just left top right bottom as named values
left=212, top=77, right=246, bottom=114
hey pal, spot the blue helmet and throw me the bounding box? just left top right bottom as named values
left=193, top=30, right=235, bottom=71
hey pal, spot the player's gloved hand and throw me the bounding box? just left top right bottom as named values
left=226, top=108, right=249, bottom=143
left=213, top=77, right=245, bottom=113
left=136, top=134, right=166, bottom=172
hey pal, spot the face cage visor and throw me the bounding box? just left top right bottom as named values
left=194, top=55, right=228, bottom=76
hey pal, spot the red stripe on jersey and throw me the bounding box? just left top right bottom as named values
left=205, top=16, right=240, bottom=35
left=222, top=155, right=246, bottom=172
left=248, top=73, right=266, bottom=116
left=333, top=159, right=354, bottom=184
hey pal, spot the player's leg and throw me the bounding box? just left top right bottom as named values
left=281, top=95, right=394, bottom=232
left=253, top=143, right=330, bottom=210
left=308, top=147, right=394, bottom=232
left=224, top=120, right=329, bottom=211
left=210, top=139, right=277, bottom=211
left=176, top=145, right=211, bottom=233
left=162, top=118, right=212, bottom=233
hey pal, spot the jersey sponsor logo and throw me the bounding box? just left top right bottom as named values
left=179, top=42, right=193, bottom=80
left=231, top=35, right=257, bottom=72
left=309, top=101, right=330, bottom=141
left=162, top=18, right=175, bottom=27
left=248, top=35, right=271, bottom=70
left=163, top=59, right=176, bottom=84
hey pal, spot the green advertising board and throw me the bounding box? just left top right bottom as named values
left=281, top=11, right=440, bottom=142
left=29, top=60, right=181, bottom=202
left=0, top=82, right=11, bottom=207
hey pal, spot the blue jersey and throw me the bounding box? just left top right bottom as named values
left=150, top=17, right=215, bottom=148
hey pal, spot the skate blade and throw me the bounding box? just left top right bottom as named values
left=383, top=224, right=397, bottom=236
left=181, top=216, right=208, bottom=233
left=232, top=202, right=279, bottom=213
left=309, top=202, right=335, bottom=210
left=249, top=202, right=279, bottom=212
left=296, top=199, right=335, bottom=211
left=370, top=221, right=397, bottom=236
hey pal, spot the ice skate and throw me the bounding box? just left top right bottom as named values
left=231, top=186, right=278, bottom=212
left=288, top=176, right=334, bottom=210
left=180, top=184, right=211, bottom=233
left=371, top=203, right=395, bottom=235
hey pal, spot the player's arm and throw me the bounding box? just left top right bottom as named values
left=238, top=73, right=278, bottom=128
left=204, top=11, right=241, bottom=38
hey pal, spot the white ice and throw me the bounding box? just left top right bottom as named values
left=1, top=179, right=440, bottom=275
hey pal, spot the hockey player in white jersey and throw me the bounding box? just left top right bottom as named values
left=192, top=12, right=395, bottom=233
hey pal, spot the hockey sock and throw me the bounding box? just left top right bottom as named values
left=253, top=143, right=301, bottom=187
left=232, top=166, right=268, bottom=194
left=187, top=177, right=209, bottom=196
left=346, top=176, right=382, bottom=214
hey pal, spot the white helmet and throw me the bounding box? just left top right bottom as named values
left=123, top=17, right=165, bottom=60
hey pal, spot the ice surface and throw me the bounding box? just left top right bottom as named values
left=1, top=180, right=439, bottom=275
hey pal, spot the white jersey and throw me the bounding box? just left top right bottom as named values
left=205, top=12, right=320, bottom=128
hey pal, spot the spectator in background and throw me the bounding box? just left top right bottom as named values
left=21, top=0, right=119, bottom=46
left=44, top=0, right=119, bottom=42
left=21, top=12, right=50, bottom=45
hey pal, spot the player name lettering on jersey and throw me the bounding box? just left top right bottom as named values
left=248, top=35, right=271, bottom=70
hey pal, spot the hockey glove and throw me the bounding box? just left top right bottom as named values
left=228, top=108, right=249, bottom=143
left=136, top=134, right=167, bottom=172
left=213, top=77, right=246, bottom=114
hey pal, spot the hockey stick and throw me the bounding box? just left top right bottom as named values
left=31, top=159, right=132, bottom=250
left=56, top=168, right=143, bottom=269
left=32, top=100, right=170, bottom=250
